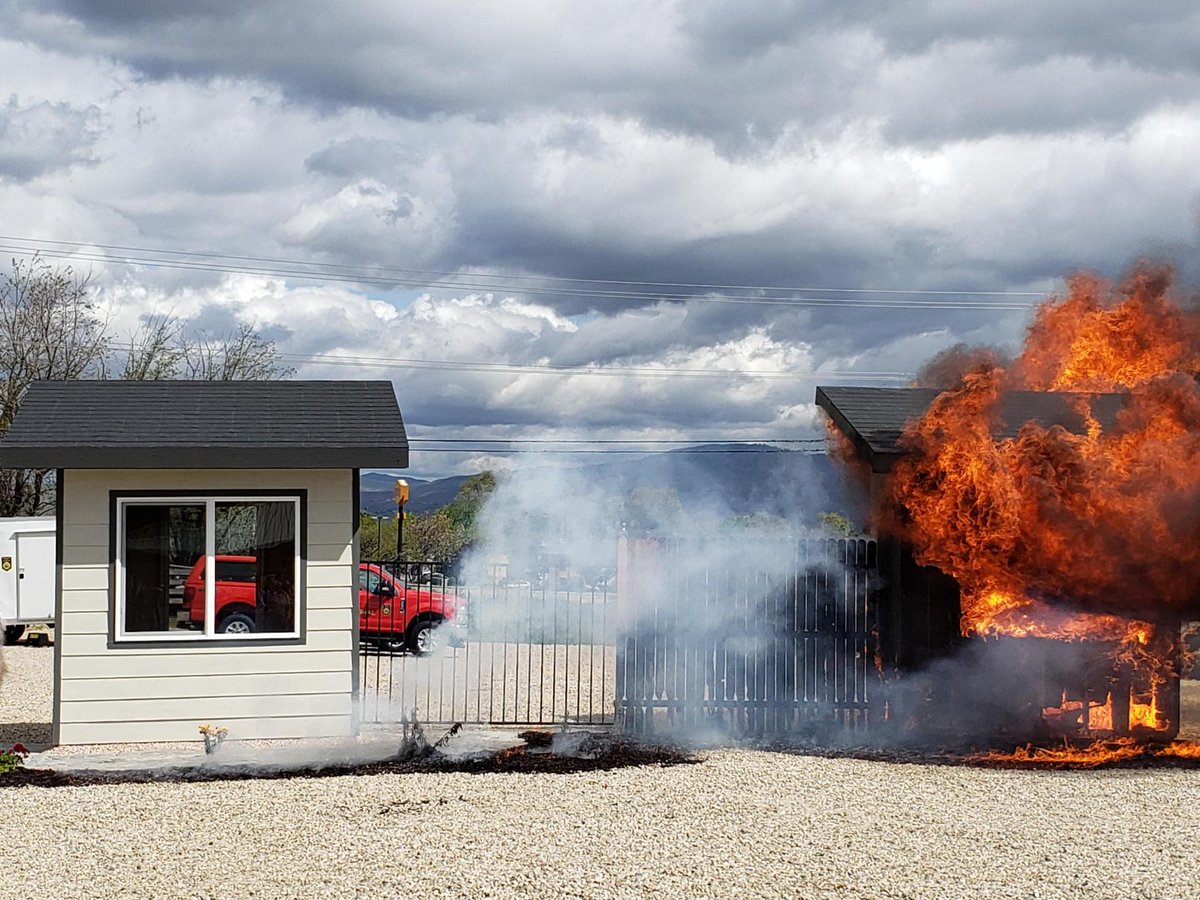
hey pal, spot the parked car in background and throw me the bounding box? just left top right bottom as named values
left=181, top=556, right=464, bottom=653
left=180, top=555, right=258, bottom=634
left=414, top=571, right=457, bottom=591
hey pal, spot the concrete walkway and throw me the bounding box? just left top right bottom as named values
left=25, top=725, right=525, bottom=775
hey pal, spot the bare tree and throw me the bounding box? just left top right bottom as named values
left=0, top=258, right=293, bottom=517
left=0, top=257, right=109, bottom=516
left=119, top=314, right=187, bottom=381
left=116, top=316, right=293, bottom=381
left=183, top=322, right=294, bottom=381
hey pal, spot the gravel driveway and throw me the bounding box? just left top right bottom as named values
left=5, top=645, right=1200, bottom=898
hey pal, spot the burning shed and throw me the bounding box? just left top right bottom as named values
left=807, top=262, right=1200, bottom=752
left=0, top=380, right=408, bottom=745
left=816, top=379, right=1193, bottom=745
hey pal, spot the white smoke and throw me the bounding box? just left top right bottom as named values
left=453, top=455, right=857, bottom=744
left=460, top=463, right=625, bottom=585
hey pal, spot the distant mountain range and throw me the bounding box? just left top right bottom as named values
left=360, top=470, right=471, bottom=516
left=360, top=445, right=865, bottom=527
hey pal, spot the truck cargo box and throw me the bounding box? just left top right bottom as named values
left=0, top=517, right=56, bottom=634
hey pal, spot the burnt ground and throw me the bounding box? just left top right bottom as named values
left=10, top=733, right=1200, bottom=787
left=0, top=736, right=698, bottom=789
left=777, top=741, right=1200, bottom=771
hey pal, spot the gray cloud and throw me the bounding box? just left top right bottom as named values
left=3, top=1, right=1200, bottom=477
left=0, top=97, right=97, bottom=180
left=867, top=2, right=1200, bottom=72
left=16, top=0, right=1200, bottom=152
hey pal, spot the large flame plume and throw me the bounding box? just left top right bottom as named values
left=881, top=261, right=1200, bottom=740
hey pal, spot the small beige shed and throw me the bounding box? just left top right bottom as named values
left=0, top=380, right=408, bottom=745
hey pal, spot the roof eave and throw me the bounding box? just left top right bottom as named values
left=0, top=445, right=409, bottom=470
left=815, top=386, right=896, bottom=474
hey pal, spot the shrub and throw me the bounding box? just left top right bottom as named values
left=0, top=743, right=28, bottom=774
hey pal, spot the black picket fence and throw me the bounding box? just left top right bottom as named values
left=356, top=541, right=881, bottom=736
left=357, top=560, right=616, bottom=726
left=614, top=538, right=880, bottom=737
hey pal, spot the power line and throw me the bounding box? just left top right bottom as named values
left=406, top=437, right=826, bottom=444
left=0, top=235, right=1044, bottom=297
left=13, top=244, right=1034, bottom=309
left=277, top=352, right=912, bottom=380
left=400, top=447, right=828, bottom=455
left=0, top=237, right=1042, bottom=311
left=107, top=340, right=915, bottom=381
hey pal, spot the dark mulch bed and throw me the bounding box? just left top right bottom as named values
left=10, top=733, right=1196, bottom=787
left=0, top=738, right=699, bottom=789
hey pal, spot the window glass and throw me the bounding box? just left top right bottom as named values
left=215, top=560, right=257, bottom=583
left=215, top=501, right=297, bottom=635
left=119, top=496, right=300, bottom=640
left=123, top=503, right=205, bottom=633
left=359, top=568, right=382, bottom=593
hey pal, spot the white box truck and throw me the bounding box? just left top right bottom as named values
left=0, top=516, right=56, bottom=644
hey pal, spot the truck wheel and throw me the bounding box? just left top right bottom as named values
left=407, top=618, right=444, bottom=656
left=3, top=624, right=25, bottom=645
left=217, top=613, right=256, bottom=635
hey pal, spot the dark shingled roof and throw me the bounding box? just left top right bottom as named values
left=815, top=385, right=1129, bottom=472
left=0, top=380, right=408, bottom=469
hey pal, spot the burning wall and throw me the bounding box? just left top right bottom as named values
left=821, top=261, right=1200, bottom=743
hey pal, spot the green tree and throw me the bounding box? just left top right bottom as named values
left=404, top=510, right=464, bottom=561
left=359, top=512, right=399, bottom=560
left=443, top=472, right=497, bottom=533
left=622, top=487, right=683, bottom=533
left=438, top=471, right=497, bottom=556
left=725, top=512, right=790, bottom=533
left=817, top=511, right=857, bottom=536
left=359, top=470, right=499, bottom=563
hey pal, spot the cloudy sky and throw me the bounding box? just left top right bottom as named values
left=3, top=1, right=1199, bottom=477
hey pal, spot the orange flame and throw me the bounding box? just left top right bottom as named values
left=971, top=738, right=1200, bottom=769
left=1013, top=264, right=1200, bottom=392
left=879, top=261, right=1200, bottom=738
left=1040, top=690, right=1163, bottom=733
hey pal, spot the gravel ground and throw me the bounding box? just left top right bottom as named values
left=5, top=748, right=1200, bottom=898
left=5, top=645, right=1200, bottom=898
left=0, top=644, right=52, bottom=748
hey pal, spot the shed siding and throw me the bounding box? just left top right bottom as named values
left=59, top=715, right=352, bottom=745
left=58, top=468, right=356, bottom=744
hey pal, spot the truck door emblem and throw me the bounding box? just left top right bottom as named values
left=1, top=557, right=11, bottom=571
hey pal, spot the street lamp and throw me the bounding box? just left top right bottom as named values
left=394, top=478, right=409, bottom=560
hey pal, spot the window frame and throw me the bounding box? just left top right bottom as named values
left=111, top=490, right=307, bottom=646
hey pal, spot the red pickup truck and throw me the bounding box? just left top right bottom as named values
left=180, top=556, right=463, bottom=653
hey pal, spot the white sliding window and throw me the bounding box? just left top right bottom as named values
left=115, top=496, right=301, bottom=642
